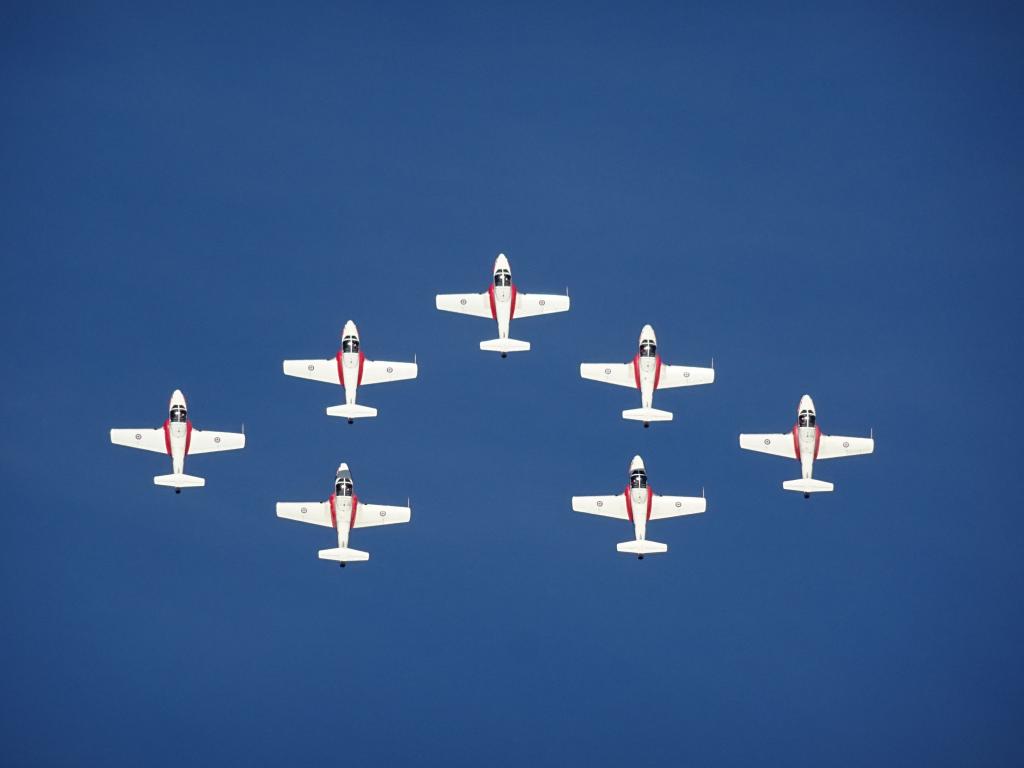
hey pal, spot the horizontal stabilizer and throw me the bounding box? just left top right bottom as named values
left=622, top=407, right=673, bottom=423
left=153, top=473, right=205, bottom=489
left=616, top=540, right=668, bottom=555
left=318, top=547, right=370, bottom=563
left=325, top=404, right=378, bottom=420
left=480, top=338, right=530, bottom=354
left=782, top=478, right=834, bottom=494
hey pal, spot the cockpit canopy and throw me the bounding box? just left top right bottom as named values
left=169, top=404, right=187, bottom=423
left=335, top=477, right=353, bottom=497
left=798, top=410, right=816, bottom=428
left=639, top=340, right=657, bottom=358
left=342, top=335, right=359, bottom=354
left=629, top=468, right=648, bottom=489
left=494, top=269, right=511, bottom=287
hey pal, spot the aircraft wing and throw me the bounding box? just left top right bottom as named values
left=276, top=501, right=332, bottom=527
left=572, top=494, right=629, bottom=520
left=816, top=434, right=875, bottom=460
left=436, top=292, right=493, bottom=318
left=649, top=494, right=706, bottom=520
left=110, top=428, right=166, bottom=454
left=283, top=359, right=339, bottom=385
left=188, top=429, right=245, bottom=454
left=513, top=293, right=570, bottom=319
left=739, top=433, right=797, bottom=459
left=360, top=359, right=418, bottom=386
left=580, top=363, right=636, bottom=389
left=353, top=502, right=411, bottom=528
left=657, top=364, right=715, bottom=389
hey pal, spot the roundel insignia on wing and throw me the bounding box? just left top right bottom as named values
left=539, top=299, right=546, bottom=306
left=460, top=298, right=467, bottom=305
left=683, top=371, right=690, bottom=378
left=764, top=438, right=771, bottom=445
left=843, top=441, right=850, bottom=448
left=135, top=433, right=142, bottom=440
left=308, top=364, right=315, bottom=371
left=596, top=500, right=604, bottom=507
left=387, top=366, right=393, bottom=373
left=380, top=510, right=386, bottom=517
left=675, top=501, right=682, bottom=508
left=604, top=368, right=611, bottom=374
left=300, top=507, right=308, bottom=514
left=214, top=436, right=221, bottom=443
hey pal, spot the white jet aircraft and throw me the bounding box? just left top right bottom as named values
left=572, top=455, right=706, bottom=558
left=435, top=253, right=570, bottom=356
left=276, top=462, right=411, bottom=566
left=110, top=390, right=246, bottom=492
left=739, top=394, right=874, bottom=497
left=282, top=320, right=417, bottom=422
left=580, top=324, right=715, bottom=426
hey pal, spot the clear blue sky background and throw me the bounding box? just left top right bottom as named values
left=2, top=3, right=1022, bottom=765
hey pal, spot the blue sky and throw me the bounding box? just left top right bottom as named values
left=2, top=2, right=1022, bottom=765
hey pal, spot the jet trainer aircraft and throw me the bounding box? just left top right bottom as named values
left=110, top=390, right=245, bottom=491
left=580, top=324, right=715, bottom=426
left=282, top=320, right=417, bottom=422
left=435, top=253, right=570, bottom=356
left=739, top=395, right=874, bottom=497
left=276, top=462, right=411, bottom=566
left=572, top=456, right=706, bottom=558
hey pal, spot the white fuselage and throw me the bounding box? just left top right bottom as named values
left=330, top=492, right=355, bottom=547
left=628, top=484, right=650, bottom=542
left=340, top=350, right=361, bottom=404
left=636, top=354, right=658, bottom=409
left=492, top=283, right=514, bottom=339
left=796, top=425, right=819, bottom=479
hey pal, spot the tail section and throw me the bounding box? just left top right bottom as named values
left=616, top=540, right=668, bottom=556
left=325, top=404, right=378, bottom=420
left=318, top=547, right=370, bottom=563
left=480, top=338, right=530, bottom=354
left=154, top=473, right=205, bottom=489
left=622, top=407, right=673, bottom=424
left=782, top=479, right=834, bottom=494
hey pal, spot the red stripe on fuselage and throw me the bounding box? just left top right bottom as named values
left=185, top=421, right=192, bottom=455
left=488, top=285, right=497, bottom=319
left=349, top=494, right=359, bottom=531
left=335, top=351, right=345, bottom=387
left=792, top=425, right=800, bottom=460
left=653, top=355, right=662, bottom=390
left=623, top=486, right=634, bottom=522
left=329, top=494, right=337, bottom=528
left=163, top=419, right=172, bottom=455
left=632, top=355, right=641, bottom=389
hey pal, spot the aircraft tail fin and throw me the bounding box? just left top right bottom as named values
left=622, top=407, right=673, bottom=423
left=318, top=547, right=370, bottom=563
left=616, top=539, right=668, bottom=556
left=782, top=478, right=834, bottom=494
left=154, top=473, right=205, bottom=489
left=325, top=404, right=378, bottom=420
left=480, top=338, right=531, bottom=354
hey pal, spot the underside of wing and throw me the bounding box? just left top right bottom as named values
left=580, top=363, right=636, bottom=389
left=657, top=364, right=715, bottom=389
left=353, top=503, right=411, bottom=528
left=816, top=434, right=875, bottom=459
left=649, top=494, right=707, bottom=520
left=435, top=292, right=492, bottom=318
left=513, top=293, right=570, bottom=319
left=110, top=428, right=166, bottom=454
left=739, top=433, right=797, bottom=459
left=359, top=359, right=418, bottom=386
left=276, top=501, right=332, bottom=527
left=282, top=359, right=340, bottom=385
left=188, top=429, right=246, bottom=454
left=572, top=494, right=629, bottom=520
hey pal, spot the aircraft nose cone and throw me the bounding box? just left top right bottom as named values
left=799, top=394, right=815, bottom=412
left=337, top=462, right=350, bottom=474
left=170, top=389, right=186, bottom=406
left=629, top=455, right=645, bottom=471
left=640, top=324, right=656, bottom=344
left=494, top=253, right=510, bottom=271
left=343, top=320, right=358, bottom=337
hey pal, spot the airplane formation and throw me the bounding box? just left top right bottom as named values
left=110, top=253, right=875, bottom=565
